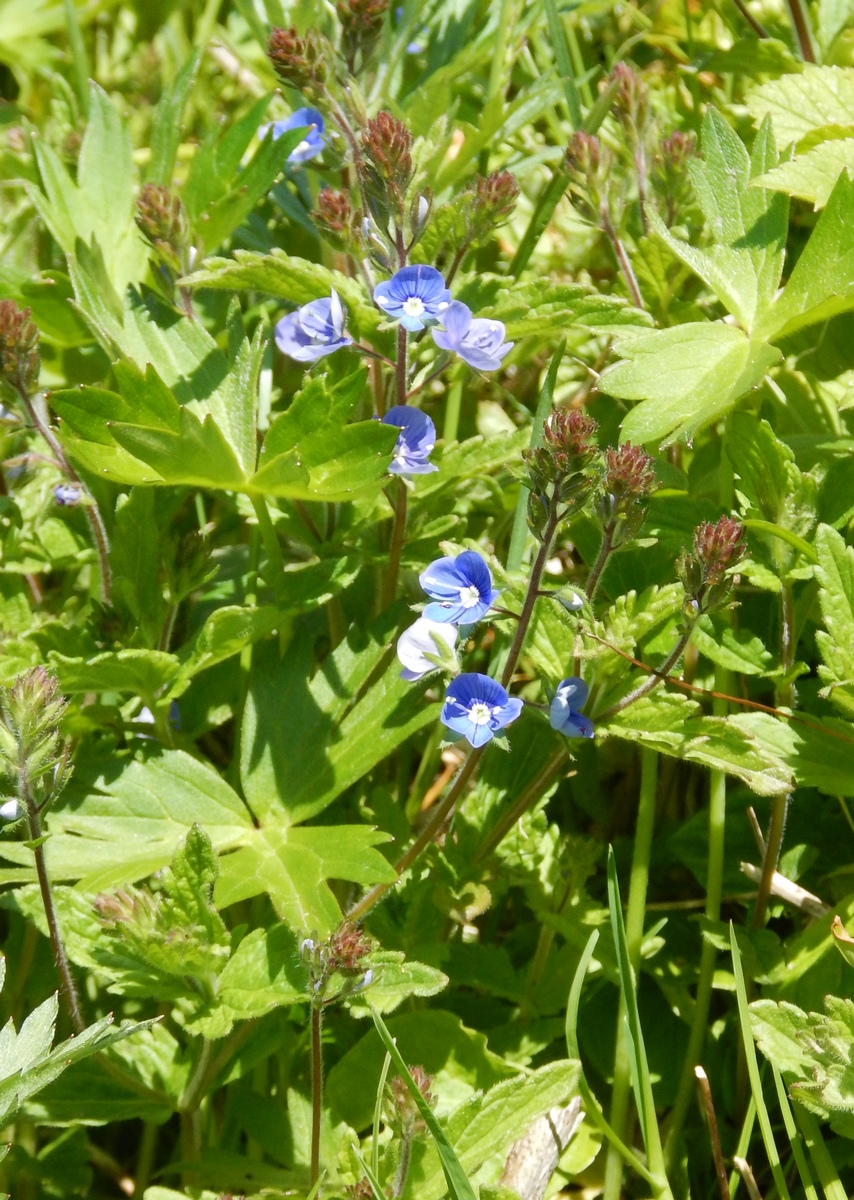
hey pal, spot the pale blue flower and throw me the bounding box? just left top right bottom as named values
left=549, top=677, right=594, bottom=738
left=266, top=107, right=326, bottom=165
left=373, top=265, right=451, bottom=331
left=431, top=301, right=513, bottom=371
left=53, top=483, right=83, bottom=506
left=275, top=290, right=353, bottom=362
left=420, top=551, right=499, bottom=625
left=382, top=405, right=438, bottom=475
left=441, top=673, right=523, bottom=747
left=397, top=617, right=457, bottom=681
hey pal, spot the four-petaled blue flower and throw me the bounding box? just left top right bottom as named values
left=54, top=483, right=83, bottom=507
left=431, top=301, right=513, bottom=372
left=382, top=405, right=438, bottom=475
left=275, top=290, right=353, bottom=362
left=267, top=107, right=326, bottom=165
left=420, top=550, right=500, bottom=625
left=441, top=673, right=523, bottom=747
left=549, top=677, right=594, bottom=738
left=374, top=266, right=451, bottom=332
left=397, top=617, right=457, bottom=681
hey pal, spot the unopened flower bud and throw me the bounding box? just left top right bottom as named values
left=653, top=130, right=697, bottom=226
left=267, top=26, right=330, bottom=93
left=596, top=442, right=657, bottom=548
left=409, top=189, right=432, bottom=242
left=676, top=515, right=745, bottom=622
left=361, top=212, right=395, bottom=270
left=608, top=61, right=648, bottom=132
left=524, top=409, right=601, bottom=536
left=0, top=668, right=71, bottom=812
left=542, top=409, right=599, bottom=461
left=0, top=300, right=40, bottom=398
left=360, top=111, right=414, bottom=226
left=135, top=184, right=190, bottom=279
left=337, top=0, right=388, bottom=69
left=564, top=132, right=609, bottom=219
left=386, top=1065, right=435, bottom=1135
left=472, top=170, right=519, bottom=230
left=314, top=187, right=359, bottom=252
left=565, top=131, right=600, bottom=179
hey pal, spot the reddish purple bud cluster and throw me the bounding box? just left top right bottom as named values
left=677, top=515, right=746, bottom=621
left=327, top=921, right=374, bottom=974
left=603, top=442, right=657, bottom=500
left=471, top=170, right=519, bottom=230
left=0, top=299, right=40, bottom=396
left=136, top=184, right=189, bottom=277
left=387, top=1065, right=436, bottom=1134
left=542, top=408, right=599, bottom=462
left=525, top=409, right=601, bottom=537
left=609, top=61, right=648, bottom=128
left=337, top=0, right=388, bottom=68
left=267, top=26, right=330, bottom=92
left=360, top=111, right=414, bottom=222
left=313, top=187, right=359, bottom=251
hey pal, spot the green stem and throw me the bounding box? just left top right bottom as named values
left=310, top=1003, right=323, bottom=1187
left=474, top=746, right=568, bottom=861
left=501, top=489, right=562, bottom=689
left=665, top=667, right=730, bottom=1168
left=250, top=494, right=284, bottom=579
left=23, top=785, right=84, bottom=1032
left=603, top=748, right=659, bottom=1200
left=396, top=326, right=408, bottom=406
left=585, top=524, right=615, bottom=602
left=133, top=1121, right=158, bottom=1200
left=594, top=631, right=692, bottom=723
left=600, top=209, right=645, bottom=310
left=506, top=346, right=564, bottom=572
left=443, top=378, right=463, bottom=444
left=382, top=479, right=407, bottom=609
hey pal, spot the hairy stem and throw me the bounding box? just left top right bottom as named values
left=665, top=667, right=730, bottom=1166
left=395, top=326, right=408, bottom=407
left=474, top=746, right=569, bottom=861
left=500, top=489, right=562, bottom=689
left=382, top=479, right=407, bottom=609
left=23, top=785, right=84, bottom=1032
left=585, top=524, right=615, bottom=602
left=600, top=209, right=645, bottom=310
left=784, top=0, right=815, bottom=59
left=594, top=631, right=692, bottom=723
left=250, top=494, right=284, bottom=579
left=310, top=1002, right=323, bottom=1187
left=21, top=388, right=112, bottom=602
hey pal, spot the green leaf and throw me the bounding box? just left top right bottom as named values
left=173, top=605, right=282, bottom=685
left=471, top=280, right=651, bottom=339
left=757, top=171, right=854, bottom=338
left=815, top=523, right=854, bottom=718
left=111, top=489, right=168, bottom=644
left=753, top=138, right=854, bottom=208
left=651, top=110, right=787, bottom=331
left=46, top=648, right=179, bottom=696
left=148, top=50, right=200, bottom=186
left=691, top=615, right=776, bottom=676
left=180, top=249, right=384, bottom=343
left=214, top=824, right=397, bottom=935
left=731, top=711, right=854, bottom=796
left=347, top=952, right=448, bottom=1016
left=601, top=322, right=781, bottom=446
left=746, top=64, right=854, bottom=150
left=816, top=0, right=854, bottom=52
left=240, top=612, right=439, bottom=823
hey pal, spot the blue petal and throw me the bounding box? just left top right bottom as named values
left=422, top=601, right=462, bottom=622
left=420, top=556, right=466, bottom=599
left=494, top=696, right=524, bottom=728
left=455, top=550, right=494, bottom=596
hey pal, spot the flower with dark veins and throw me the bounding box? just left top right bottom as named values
left=441, top=673, right=523, bottom=747
left=420, top=550, right=499, bottom=625
left=382, top=405, right=438, bottom=475
left=275, top=290, right=353, bottom=362
left=549, top=677, right=594, bottom=738
left=396, top=617, right=457, bottom=681
left=373, top=266, right=451, bottom=331
left=265, top=107, right=326, bottom=165
left=431, top=301, right=513, bottom=372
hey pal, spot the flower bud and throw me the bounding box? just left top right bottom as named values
left=608, top=61, right=649, bottom=134
left=267, top=26, right=331, bottom=93
left=386, top=1065, right=435, bottom=1136
left=0, top=300, right=40, bottom=398
left=653, top=130, right=697, bottom=226
left=359, top=111, right=414, bottom=226
left=337, top=0, right=388, bottom=69
left=524, top=409, right=601, bottom=536
left=472, top=170, right=519, bottom=230
left=313, top=187, right=360, bottom=252
left=0, top=668, right=71, bottom=811
left=676, top=515, right=745, bottom=623
left=564, top=131, right=608, bottom=218
left=408, top=189, right=432, bottom=243
left=135, top=184, right=190, bottom=279
left=595, top=442, right=657, bottom=548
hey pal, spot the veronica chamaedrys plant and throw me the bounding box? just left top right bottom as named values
left=419, top=550, right=500, bottom=624
left=550, top=678, right=595, bottom=738
left=381, top=406, right=438, bottom=475
left=266, top=107, right=326, bottom=164
left=374, top=265, right=451, bottom=331
left=431, top=301, right=513, bottom=371
left=397, top=617, right=457, bottom=681
left=275, top=290, right=354, bottom=361
left=440, top=674, right=523, bottom=748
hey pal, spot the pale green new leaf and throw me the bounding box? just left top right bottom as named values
left=754, top=139, right=854, bottom=208
left=817, top=0, right=854, bottom=52
left=747, top=64, right=854, bottom=149
left=730, top=712, right=854, bottom=796
left=347, top=952, right=449, bottom=1016
left=601, top=322, right=781, bottom=445
left=815, top=523, right=854, bottom=718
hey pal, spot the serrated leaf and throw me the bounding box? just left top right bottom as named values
left=731, top=711, right=854, bottom=796
left=348, top=952, right=448, bottom=1016
left=173, top=605, right=282, bottom=686
left=815, top=523, right=854, bottom=718
left=747, top=64, right=854, bottom=149
left=601, top=322, right=781, bottom=446
left=754, top=138, right=854, bottom=208
left=46, top=648, right=179, bottom=696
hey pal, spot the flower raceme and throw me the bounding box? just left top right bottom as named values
left=420, top=551, right=499, bottom=625
left=275, top=290, right=353, bottom=362
left=396, top=617, right=457, bottom=681
left=431, top=301, right=513, bottom=372
left=441, top=673, right=523, bottom=748
left=374, top=265, right=451, bottom=331
left=381, top=406, right=438, bottom=475
left=549, top=677, right=594, bottom=738
left=265, top=107, right=326, bottom=165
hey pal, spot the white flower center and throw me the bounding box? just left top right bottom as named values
left=295, top=138, right=312, bottom=155
left=402, top=296, right=425, bottom=317
left=468, top=702, right=492, bottom=725
left=459, top=584, right=481, bottom=608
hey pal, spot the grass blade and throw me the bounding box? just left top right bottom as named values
left=729, top=923, right=792, bottom=1200
left=372, top=1051, right=392, bottom=1180
left=542, top=0, right=582, bottom=129
left=771, top=1064, right=818, bottom=1200
left=371, top=1007, right=477, bottom=1200
left=793, top=1102, right=848, bottom=1200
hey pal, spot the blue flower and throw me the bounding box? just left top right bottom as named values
left=431, top=301, right=513, bottom=372
left=275, top=290, right=353, bottom=362
left=373, top=265, right=451, bottom=332
left=266, top=107, right=326, bottom=165
left=382, top=405, right=438, bottom=475
left=441, top=673, right=523, bottom=748
left=397, top=617, right=457, bottom=681
left=419, top=550, right=499, bottom=625
left=53, top=483, right=83, bottom=506
left=549, top=677, right=594, bottom=738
